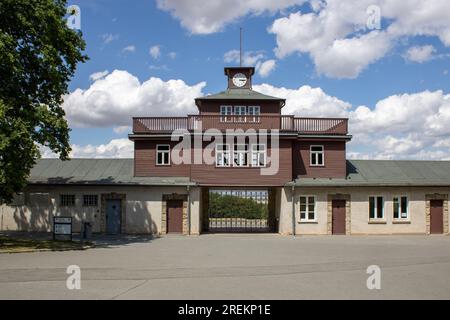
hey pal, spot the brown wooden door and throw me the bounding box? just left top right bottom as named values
left=430, top=200, right=444, bottom=234
left=167, top=200, right=183, bottom=233
left=332, top=200, right=346, bottom=235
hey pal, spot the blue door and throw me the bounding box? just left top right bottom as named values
left=106, top=199, right=121, bottom=234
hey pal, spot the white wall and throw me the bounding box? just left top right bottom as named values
left=0, top=185, right=196, bottom=235
left=278, top=186, right=450, bottom=235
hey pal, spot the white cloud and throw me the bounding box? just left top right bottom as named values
left=149, top=45, right=161, bottom=59
left=122, top=45, right=136, bottom=53
left=257, top=60, right=277, bottom=78
left=254, top=83, right=351, bottom=117
left=101, top=33, right=119, bottom=44
left=269, top=0, right=450, bottom=78
left=256, top=83, right=450, bottom=159
left=156, top=0, right=306, bottom=34
left=224, top=50, right=265, bottom=66
left=404, top=45, right=435, bottom=63
left=224, top=50, right=277, bottom=77
left=39, top=139, right=134, bottom=159
left=62, top=70, right=206, bottom=127
left=70, top=139, right=133, bottom=158
left=113, top=126, right=131, bottom=134
left=89, top=70, right=109, bottom=82
left=168, top=52, right=177, bottom=59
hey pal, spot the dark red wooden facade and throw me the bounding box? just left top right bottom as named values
left=129, top=66, right=351, bottom=186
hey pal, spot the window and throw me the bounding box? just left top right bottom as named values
left=28, top=193, right=50, bottom=207
left=251, top=144, right=266, bottom=167
left=393, top=196, right=408, bottom=219
left=310, top=145, right=324, bottom=166
left=216, top=144, right=230, bottom=167
left=248, top=106, right=260, bottom=122
left=369, top=196, right=384, bottom=219
left=10, top=193, right=25, bottom=206
left=156, top=144, right=170, bottom=165
left=220, top=105, right=233, bottom=122
left=234, top=106, right=246, bottom=122
left=300, top=196, right=316, bottom=221
left=83, top=195, right=98, bottom=207
left=60, top=194, right=75, bottom=207
left=233, top=144, right=248, bottom=166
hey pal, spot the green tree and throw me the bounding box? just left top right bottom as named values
left=0, top=0, right=87, bottom=203
left=208, top=193, right=268, bottom=219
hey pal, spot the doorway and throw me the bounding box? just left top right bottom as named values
left=430, top=200, right=444, bottom=234
left=167, top=200, right=183, bottom=233
left=106, top=199, right=121, bottom=234
left=332, top=200, right=346, bottom=235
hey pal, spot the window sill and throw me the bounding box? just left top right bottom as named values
left=310, top=165, right=325, bottom=167
left=393, top=220, right=411, bottom=224
left=368, top=220, right=387, bottom=224
left=299, top=221, right=318, bottom=224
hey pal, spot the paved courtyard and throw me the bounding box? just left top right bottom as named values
left=0, top=234, right=450, bottom=299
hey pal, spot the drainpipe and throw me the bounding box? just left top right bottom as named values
left=187, top=185, right=191, bottom=235
left=291, top=185, right=296, bottom=236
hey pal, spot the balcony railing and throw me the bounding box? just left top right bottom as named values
left=133, top=115, right=348, bottom=135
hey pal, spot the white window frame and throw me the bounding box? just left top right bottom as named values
left=310, top=145, right=324, bottom=166
left=233, top=144, right=249, bottom=167
left=247, top=106, right=260, bottom=123
left=369, top=196, right=384, bottom=220
left=393, top=195, right=409, bottom=220
left=156, top=144, right=170, bottom=166
left=299, top=195, right=317, bottom=222
left=234, top=106, right=246, bottom=122
left=220, top=105, right=233, bottom=122
left=251, top=144, right=266, bottom=167
left=215, top=143, right=231, bottom=167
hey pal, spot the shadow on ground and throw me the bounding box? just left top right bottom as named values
left=0, top=231, right=159, bottom=251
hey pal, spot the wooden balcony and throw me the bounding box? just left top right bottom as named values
left=132, top=115, right=348, bottom=135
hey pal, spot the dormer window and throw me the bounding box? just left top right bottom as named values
left=310, top=145, right=324, bottom=166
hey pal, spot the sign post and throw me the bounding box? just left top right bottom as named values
left=53, top=217, right=72, bottom=241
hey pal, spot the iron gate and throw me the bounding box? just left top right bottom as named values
left=208, top=189, right=271, bottom=232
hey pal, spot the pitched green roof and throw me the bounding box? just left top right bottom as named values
left=288, top=160, right=450, bottom=187
left=196, top=88, right=285, bottom=102
left=28, top=159, right=193, bottom=186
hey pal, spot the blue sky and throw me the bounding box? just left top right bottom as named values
left=52, top=0, right=450, bottom=160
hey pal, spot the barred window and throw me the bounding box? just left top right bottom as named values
left=83, top=195, right=98, bottom=207
left=60, top=194, right=75, bottom=207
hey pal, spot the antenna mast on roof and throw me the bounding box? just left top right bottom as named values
left=240, top=27, right=242, bottom=67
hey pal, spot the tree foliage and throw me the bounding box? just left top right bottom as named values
left=208, top=193, right=268, bottom=219
left=0, top=0, right=87, bottom=203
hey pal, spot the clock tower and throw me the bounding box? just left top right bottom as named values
left=225, top=67, right=254, bottom=90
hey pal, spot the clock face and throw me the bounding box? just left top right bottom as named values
left=232, top=73, right=247, bottom=87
